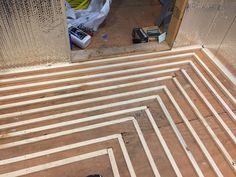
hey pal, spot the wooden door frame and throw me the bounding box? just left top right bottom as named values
left=166, top=0, right=188, bottom=48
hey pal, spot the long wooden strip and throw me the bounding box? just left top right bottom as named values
left=182, top=69, right=236, bottom=142
left=0, top=149, right=116, bottom=177
left=0, top=95, right=156, bottom=130
left=1, top=49, right=234, bottom=107
left=0, top=67, right=176, bottom=99
left=0, top=118, right=134, bottom=149
left=0, top=55, right=192, bottom=91
left=0, top=134, right=116, bottom=164
left=0, top=76, right=171, bottom=111
left=1, top=106, right=147, bottom=137
left=156, top=96, right=204, bottom=177
left=0, top=117, right=162, bottom=177
left=163, top=87, right=224, bottom=177
left=131, top=118, right=161, bottom=177
left=0, top=134, right=136, bottom=177
left=0, top=54, right=191, bottom=84
left=0, top=45, right=202, bottom=75
left=145, top=109, right=183, bottom=177
left=190, top=60, right=236, bottom=118
left=200, top=48, right=236, bottom=86
left=107, top=148, right=121, bottom=177
left=174, top=77, right=236, bottom=172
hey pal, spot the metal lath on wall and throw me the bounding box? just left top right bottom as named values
left=174, top=0, right=236, bottom=74
left=0, top=0, right=70, bottom=70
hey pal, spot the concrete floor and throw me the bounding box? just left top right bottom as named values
left=0, top=46, right=235, bottom=177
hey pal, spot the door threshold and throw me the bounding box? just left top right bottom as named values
left=71, top=41, right=170, bottom=63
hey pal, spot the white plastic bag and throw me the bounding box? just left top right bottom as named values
left=65, top=1, right=76, bottom=19
left=66, top=0, right=112, bottom=31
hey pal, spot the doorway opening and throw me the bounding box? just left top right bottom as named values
left=67, top=0, right=188, bottom=62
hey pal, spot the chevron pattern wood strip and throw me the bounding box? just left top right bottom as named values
left=0, top=46, right=235, bottom=177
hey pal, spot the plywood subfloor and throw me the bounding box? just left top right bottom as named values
left=0, top=46, right=235, bottom=177
left=71, top=0, right=169, bottom=63
left=72, top=0, right=161, bottom=50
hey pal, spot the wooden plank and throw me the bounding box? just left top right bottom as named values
left=166, top=0, right=189, bottom=47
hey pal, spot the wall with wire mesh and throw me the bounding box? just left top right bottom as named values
left=174, top=0, right=236, bottom=74
left=0, top=0, right=70, bottom=70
